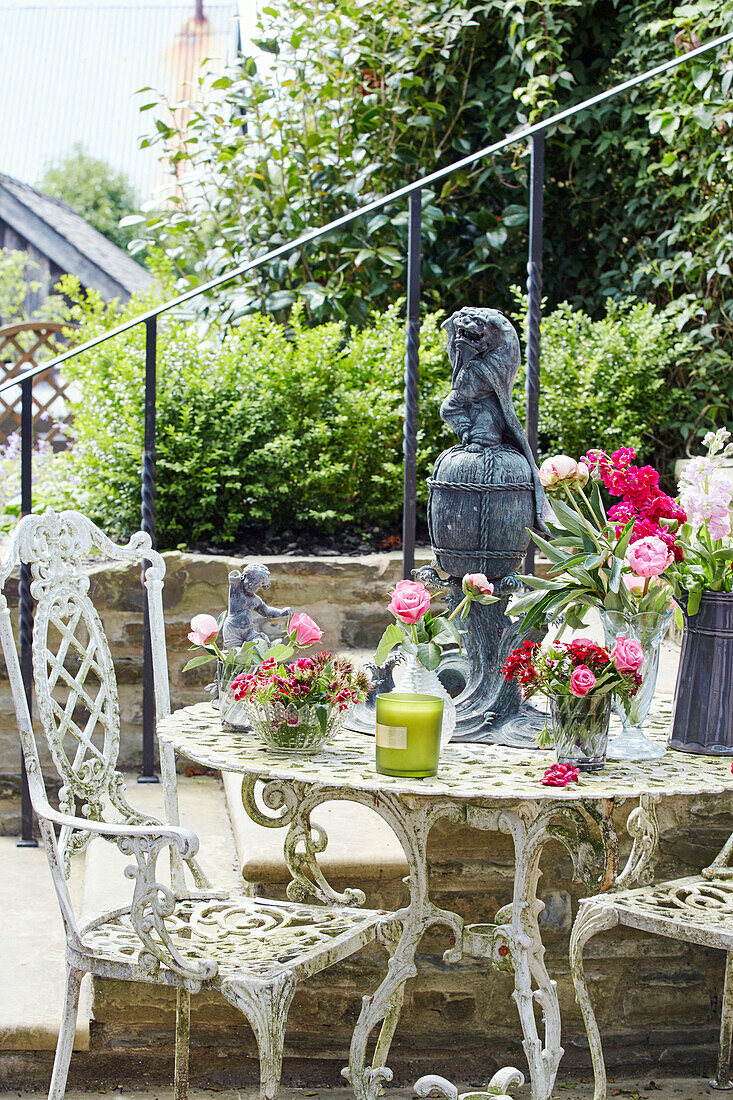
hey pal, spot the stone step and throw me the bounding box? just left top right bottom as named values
left=0, top=835, right=91, bottom=1053
left=0, top=772, right=239, bottom=1063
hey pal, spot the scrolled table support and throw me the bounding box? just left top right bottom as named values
left=161, top=702, right=733, bottom=1100
left=414, top=1066, right=525, bottom=1100
left=467, top=798, right=617, bottom=1100
left=616, top=793, right=660, bottom=888
left=243, top=775, right=469, bottom=1100
left=341, top=792, right=466, bottom=1100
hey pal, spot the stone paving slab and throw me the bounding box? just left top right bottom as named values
left=0, top=773, right=239, bottom=1054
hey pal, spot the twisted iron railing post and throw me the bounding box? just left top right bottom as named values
left=402, top=188, right=422, bottom=580
left=18, top=377, right=38, bottom=846
left=524, top=131, right=545, bottom=576
left=139, top=316, right=158, bottom=783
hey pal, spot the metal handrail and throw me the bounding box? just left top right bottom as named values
left=2, top=28, right=731, bottom=396
left=10, top=29, right=733, bottom=841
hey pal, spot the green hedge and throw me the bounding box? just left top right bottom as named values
left=515, top=295, right=690, bottom=470
left=55, top=286, right=454, bottom=547
left=48, top=281, right=688, bottom=549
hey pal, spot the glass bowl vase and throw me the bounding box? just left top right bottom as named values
left=244, top=700, right=348, bottom=753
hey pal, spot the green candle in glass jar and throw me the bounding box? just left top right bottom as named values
left=375, top=692, right=444, bottom=778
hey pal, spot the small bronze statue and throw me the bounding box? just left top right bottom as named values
left=221, top=563, right=291, bottom=650
left=425, top=306, right=546, bottom=747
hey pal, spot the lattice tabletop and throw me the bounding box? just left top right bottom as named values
left=158, top=699, right=733, bottom=803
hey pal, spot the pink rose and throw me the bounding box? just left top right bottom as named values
left=388, top=579, right=431, bottom=625
left=188, top=613, right=219, bottom=647
left=569, top=665, right=596, bottom=697
left=626, top=535, right=673, bottom=578
left=610, top=635, right=644, bottom=673
left=462, top=573, right=494, bottom=597
left=538, top=454, right=579, bottom=490
left=289, top=613, right=323, bottom=646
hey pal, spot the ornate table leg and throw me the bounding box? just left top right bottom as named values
left=414, top=1067, right=525, bottom=1100
left=240, top=777, right=467, bottom=1100
left=616, top=793, right=660, bottom=888
left=465, top=799, right=617, bottom=1100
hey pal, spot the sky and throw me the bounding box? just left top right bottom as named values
left=0, top=0, right=261, bottom=199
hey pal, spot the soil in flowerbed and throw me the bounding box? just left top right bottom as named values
left=190, top=519, right=431, bottom=558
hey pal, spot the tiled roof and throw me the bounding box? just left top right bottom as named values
left=0, top=1, right=240, bottom=200
left=0, top=172, right=154, bottom=299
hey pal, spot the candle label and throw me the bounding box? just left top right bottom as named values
left=375, top=723, right=408, bottom=750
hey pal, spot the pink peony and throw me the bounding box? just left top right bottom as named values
left=626, top=536, right=673, bottom=578
left=541, top=763, right=580, bottom=787
left=462, top=573, right=494, bottom=597
left=576, top=461, right=590, bottom=488
left=569, top=665, right=596, bottom=697
left=188, top=614, right=219, bottom=647
left=623, top=573, right=646, bottom=594
left=388, top=579, right=431, bottom=624
left=610, top=635, right=644, bottom=673
left=538, top=455, right=579, bottom=490
left=289, top=613, right=323, bottom=646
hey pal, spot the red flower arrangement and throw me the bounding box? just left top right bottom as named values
left=232, top=652, right=370, bottom=713
left=502, top=637, right=642, bottom=702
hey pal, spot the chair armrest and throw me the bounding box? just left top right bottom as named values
left=37, top=797, right=199, bottom=859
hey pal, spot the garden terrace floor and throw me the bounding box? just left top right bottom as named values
left=0, top=1080, right=725, bottom=1100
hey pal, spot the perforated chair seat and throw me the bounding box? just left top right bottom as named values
left=77, top=893, right=386, bottom=987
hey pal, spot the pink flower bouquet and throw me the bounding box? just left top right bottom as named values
left=666, top=428, right=733, bottom=615
left=375, top=573, right=497, bottom=671
left=511, top=446, right=685, bottom=634
left=182, top=608, right=325, bottom=678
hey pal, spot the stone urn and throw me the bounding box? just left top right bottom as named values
left=425, top=306, right=547, bottom=746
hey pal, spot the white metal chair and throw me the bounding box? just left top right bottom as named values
left=570, top=832, right=733, bottom=1098
left=0, top=509, right=388, bottom=1100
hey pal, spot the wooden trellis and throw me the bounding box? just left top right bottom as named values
left=0, top=320, right=76, bottom=445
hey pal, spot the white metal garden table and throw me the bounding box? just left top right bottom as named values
left=159, top=700, right=733, bottom=1100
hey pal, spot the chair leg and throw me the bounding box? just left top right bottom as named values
left=569, top=901, right=619, bottom=1100
left=712, top=951, right=733, bottom=1090
left=223, top=974, right=297, bottom=1100
left=175, top=988, right=191, bottom=1100
left=48, top=966, right=83, bottom=1100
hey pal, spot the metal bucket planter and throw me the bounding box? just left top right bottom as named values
left=669, top=591, right=733, bottom=755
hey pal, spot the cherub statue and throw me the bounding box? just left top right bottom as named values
left=221, top=563, right=291, bottom=650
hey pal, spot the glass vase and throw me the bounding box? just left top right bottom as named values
left=600, top=608, right=673, bottom=761
left=549, top=693, right=612, bottom=772
left=244, top=700, right=347, bottom=753
left=392, top=650, right=456, bottom=746
left=217, top=662, right=251, bottom=731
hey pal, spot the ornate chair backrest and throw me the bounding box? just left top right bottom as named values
left=0, top=510, right=172, bottom=875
